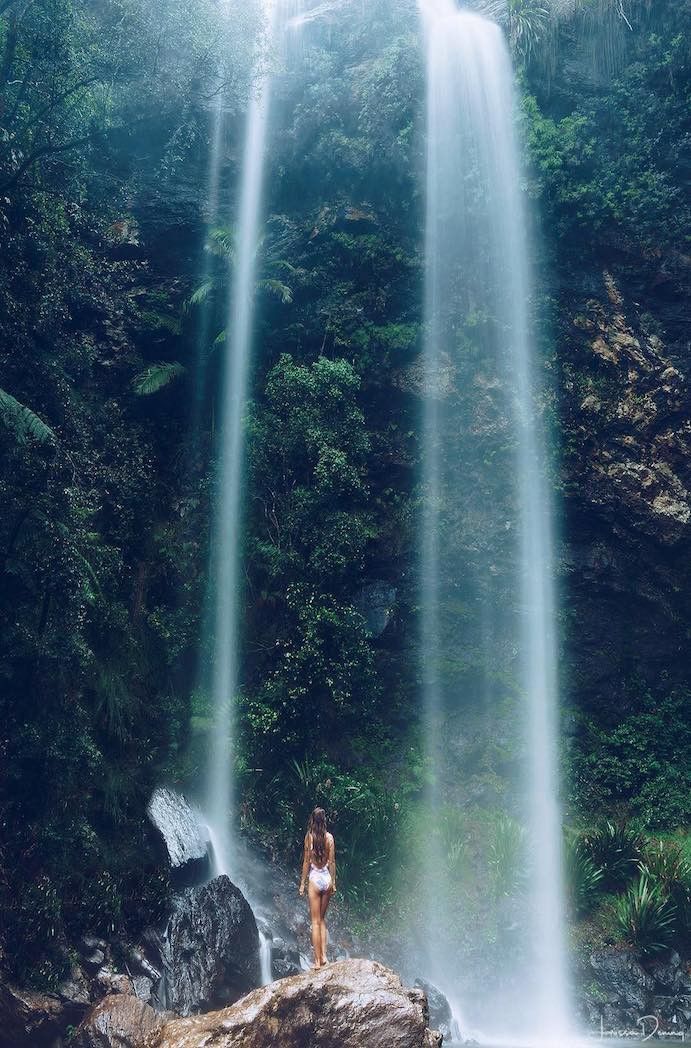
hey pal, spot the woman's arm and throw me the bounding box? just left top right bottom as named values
left=329, top=834, right=336, bottom=893
left=299, top=834, right=310, bottom=895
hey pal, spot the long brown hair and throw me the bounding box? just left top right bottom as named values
left=308, top=807, right=327, bottom=866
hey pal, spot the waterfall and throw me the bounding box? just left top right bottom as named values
left=418, top=1, right=572, bottom=1041
left=204, top=0, right=302, bottom=879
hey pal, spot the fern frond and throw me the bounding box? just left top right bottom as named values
left=132, top=362, right=185, bottom=396
left=187, top=279, right=215, bottom=309
left=207, top=227, right=235, bottom=259
left=269, top=259, right=298, bottom=275
left=258, top=278, right=293, bottom=304
left=138, top=310, right=182, bottom=334
left=0, top=388, right=56, bottom=445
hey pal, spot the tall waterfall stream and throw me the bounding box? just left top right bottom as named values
left=418, top=1, right=571, bottom=1040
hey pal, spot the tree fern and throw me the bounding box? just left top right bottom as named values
left=0, top=388, right=56, bottom=445
left=132, top=362, right=185, bottom=395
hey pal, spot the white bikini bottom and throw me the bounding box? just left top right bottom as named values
left=309, top=865, right=332, bottom=893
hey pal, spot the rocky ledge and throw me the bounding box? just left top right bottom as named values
left=145, top=960, right=442, bottom=1048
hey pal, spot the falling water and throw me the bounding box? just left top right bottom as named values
left=418, top=1, right=571, bottom=1042
left=259, top=930, right=273, bottom=985
left=204, top=0, right=302, bottom=878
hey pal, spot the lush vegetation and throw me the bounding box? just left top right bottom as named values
left=1, top=0, right=690, bottom=987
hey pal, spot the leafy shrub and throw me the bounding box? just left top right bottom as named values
left=583, top=821, right=641, bottom=890
left=639, top=839, right=691, bottom=943
left=570, top=692, right=691, bottom=829
left=640, top=839, right=691, bottom=890
left=615, top=875, right=677, bottom=955
left=565, top=834, right=604, bottom=916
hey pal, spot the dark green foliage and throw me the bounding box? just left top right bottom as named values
left=565, top=834, right=604, bottom=916
left=615, top=875, right=677, bottom=955
left=571, top=693, right=691, bottom=828
left=525, top=12, right=691, bottom=255
left=241, top=354, right=390, bottom=828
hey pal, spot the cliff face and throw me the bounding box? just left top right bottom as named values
left=562, top=270, right=691, bottom=695
left=522, top=0, right=691, bottom=827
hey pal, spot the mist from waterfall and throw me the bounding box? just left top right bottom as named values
left=204, top=0, right=303, bottom=880
left=418, top=1, right=572, bottom=1041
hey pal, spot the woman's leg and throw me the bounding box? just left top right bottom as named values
left=308, top=881, right=323, bottom=968
left=319, top=887, right=332, bottom=965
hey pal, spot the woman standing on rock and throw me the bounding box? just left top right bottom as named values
left=299, top=807, right=336, bottom=969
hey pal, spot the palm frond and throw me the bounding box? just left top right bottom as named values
left=508, top=0, right=551, bottom=58
left=132, top=362, right=185, bottom=396
left=0, top=388, right=56, bottom=446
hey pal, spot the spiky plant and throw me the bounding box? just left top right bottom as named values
left=640, top=840, right=691, bottom=940
left=583, top=820, right=641, bottom=890
left=488, top=815, right=526, bottom=899
left=639, top=839, right=691, bottom=892
left=615, top=875, right=677, bottom=955
left=565, top=834, right=604, bottom=916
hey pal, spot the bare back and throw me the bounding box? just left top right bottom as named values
left=307, top=830, right=334, bottom=869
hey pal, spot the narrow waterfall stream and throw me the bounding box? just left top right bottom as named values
left=204, top=0, right=303, bottom=879
left=418, top=2, right=572, bottom=1042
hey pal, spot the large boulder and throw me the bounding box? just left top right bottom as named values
left=161, top=875, right=260, bottom=1015
left=72, top=993, right=165, bottom=1048
left=147, top=788, right=211, bottom=888
left=0, top=984, right=66, bottom=1048
left=589, top=947, right=656, bottom=1011
left=0, top=968, right=94, bottom=1048
left=146, top=959, right=442, bottom=1048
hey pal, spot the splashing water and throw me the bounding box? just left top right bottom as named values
left=417, top=1, right=572, bottom=1041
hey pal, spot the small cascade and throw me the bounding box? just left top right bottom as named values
left=417, top=0, right=572, bottom=1041
left=259, top=929, right=273, bottom=986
